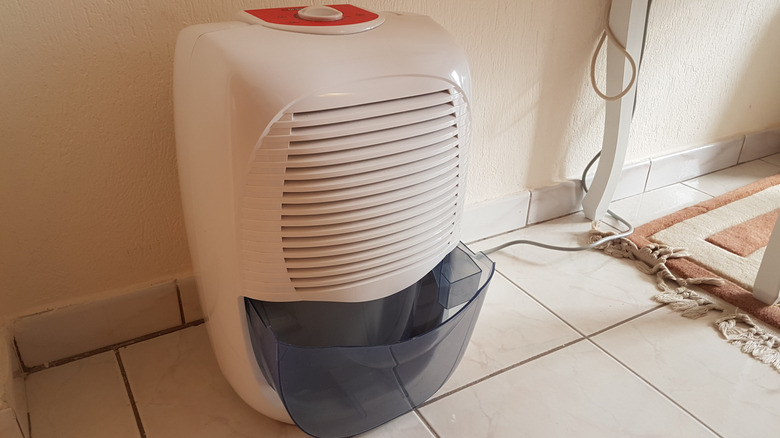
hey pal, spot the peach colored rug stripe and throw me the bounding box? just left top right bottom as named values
left=705, top=209, right=780, bottom=257
left=633, top=173, right=780, bottom=238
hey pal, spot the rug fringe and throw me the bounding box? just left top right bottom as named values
left=590, top=227, right=780, bottom=373
left=716, top=312, right=780, bottom=371
left=589, top=228, right=724, bottom=317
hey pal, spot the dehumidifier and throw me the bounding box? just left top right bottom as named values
left=173, top=5, right=494, bottom=437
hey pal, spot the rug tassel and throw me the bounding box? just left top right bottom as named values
left=591, top=227, right=780, bottom=373
left=716, top=313, right=780, bottom=371
left=589, top=229, right=724, bottom=318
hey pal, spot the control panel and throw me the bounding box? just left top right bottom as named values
left=241, top=5, right=385, bottom=34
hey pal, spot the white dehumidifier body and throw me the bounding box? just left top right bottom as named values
left=174, top=5, right=494, bottom=437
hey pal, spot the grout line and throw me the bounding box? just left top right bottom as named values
left=585, top=304, right=666, bottom=338
left=759, top=155, right=780, bottom=168
left=12, top=337, right=30, bottom=374
left=680, top=181, right=717, bottom=198
left=498, top=259, right=671, bottom=340
left=411, top=268, right=597, bottom=408
left=641, top=160, right=652, bottom=193
left=413, top=408, right=441, bottom=438
left=587, top=339, right=724, bottom=437
left=24, top=320, right=205, bottom=374
left=13, top=412, right=24, bottom=438
left=496, top=270, right=587, bottom=338
left=523, top=191, right=532, bottom=228
left=418, top=337, right=586, bottom=408
left=490, top=261, right=718, bottom=433
left=174, top=282, right=186, bottom=325
left=115, top=350, right=146, bottom=438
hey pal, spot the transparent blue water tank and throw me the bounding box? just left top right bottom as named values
left=245, top=243, right=494, bottom=437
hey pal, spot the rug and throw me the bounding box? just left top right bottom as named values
left=591, top=174, right=780, bottom=371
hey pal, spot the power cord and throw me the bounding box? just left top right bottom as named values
left=590, top=0, right=637, bottom=101
left=483, top=0, right=641, bottom=255
left=482, top=152, right=634, bottom=254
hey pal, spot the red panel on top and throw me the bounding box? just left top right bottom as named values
left=245, top=4, right=379, bottom=27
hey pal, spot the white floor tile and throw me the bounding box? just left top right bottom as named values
left=607, top=183, right=712, bottom=226
left=682, top=159, right=780, bottom=197
left=26, top=352, right=139, bottom=438
left=120, top=325, right=435, bottom=437
left=419, top=340, right=715, bottom=437
left=357, top=411, right=435, bottom=438
left=473, top=215, right=663, bottom=335
left=593, top=306, right=780, bottom=438
left=760, top=152, right=780, bottom=167
left=119, top=325, right=307, bottom=438
left=434, top=273, right=580, bottom=396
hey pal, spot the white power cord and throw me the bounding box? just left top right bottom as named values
left=483, top=0, right=640, bottom=255
left=590, top=0, right=638, bottom=101
left=482, top=153, right=634, bottom=254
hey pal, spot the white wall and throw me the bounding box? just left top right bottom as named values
left=1, top=0, right=779, bottom=318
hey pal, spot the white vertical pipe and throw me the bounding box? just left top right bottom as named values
left=582, top=0, right=649, bottom=220
left=754, top=218, right=780, bottom=305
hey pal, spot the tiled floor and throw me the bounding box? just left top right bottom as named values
left=24, top=156, right=780, bottom=438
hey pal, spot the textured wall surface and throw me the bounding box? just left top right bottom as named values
left=1, top=0, right=779, bottom=318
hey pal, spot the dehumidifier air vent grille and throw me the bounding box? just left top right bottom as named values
left=241, top=88, right=469, bottom=297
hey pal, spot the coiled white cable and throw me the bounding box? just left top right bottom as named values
left=590, top=0, right=638, bottom=101
left=483, top=0, right=639, bottom=255
left=482, top=152, right=634, bottom=255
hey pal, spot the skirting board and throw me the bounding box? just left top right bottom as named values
left=462, top=192, right=530, bottom=244
left=0, top=408, right=25, bottom=438
left=739, top=127, right=780, bottom=163
left=1, top=326, right=28, bottom=438
left=463, top=127, right=780, bottom=243
left=12, top=277, right=203, bottom=371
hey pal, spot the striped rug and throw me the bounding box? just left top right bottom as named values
left=593, top=174, right=780, bottom=371
left=630, top=174, right=780, bottom=330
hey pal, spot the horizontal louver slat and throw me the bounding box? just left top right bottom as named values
left=280, top=184, right=459, bottom=226
left=287, top=91, right=453, bottom=127
left=281, top=211, right=455, bottom=258
left=281, top=203, right=458, bottom=248
left=281, top=162, right=458, bottom=202
left=289, top=104, right=455, bottom=139
left=286, top=133, right=458, bottom=168
left=286, top=237, right=453, bottom=289
left=280, top=192, right=457, bottom=238
left=282, top=172, right=457, bottom=217
left=241, top=87, right=465, bottom=295
left=283, top=117, right=458, bottom=153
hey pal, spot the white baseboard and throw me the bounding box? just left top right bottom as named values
left=527, top=180, right=584, bottom=225
left=464, top=126, right=780, bottom=242
left=739, top=127, right=780, bottom=163
left=1, top=327, right=27, bottom=438
left=0, top=408, right=25, bottom=438
left=462, top=192, right=530, bottom=243
left=645, top=136, right=745, bottom=191
left=11, top=276, right=202, bottom=370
